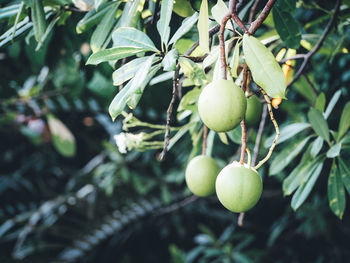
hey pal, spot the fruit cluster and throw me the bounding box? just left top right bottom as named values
left=185, top=79, right=263, bottom=213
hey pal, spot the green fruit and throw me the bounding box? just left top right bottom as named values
left=173, top=0, right=195, bottom=17
left=198, top=79, right=247, bottom=132
left=215, top=161, right=262, bottom=212
left=185, top=155, right=220, bottom=197
left=245, top=95, right=262, bottom=126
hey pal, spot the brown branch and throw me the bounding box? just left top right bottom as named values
left=248, top=0, right=276, bottom=35
left=159, top=66, right=179, bottom=161
left=251, top=103, right=268, bottom=166
left=157, top=195, right=199, bottom=215
left=249, top=0, right=262, bottom=24
left=219, top=14, right=232, bottom=79
left=202, top=125, right=208, bottom=155
left=239, top=119, right=247, bottom=164
left=287, top=0, right=340, bottom=88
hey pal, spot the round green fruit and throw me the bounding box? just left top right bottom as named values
left=198, top=79, right=247, bottom=132
left=215, top=161, right=262, bottom=213
left=173, top=0, right=195, bottom=17
left=245, top=95, right=262, bottom=127
left=185, top=155, right=220, bottom=197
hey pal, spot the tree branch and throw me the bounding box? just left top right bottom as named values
left=248, top=0, right=276, bottom=35
left=287, top=0, right=340, bottom=88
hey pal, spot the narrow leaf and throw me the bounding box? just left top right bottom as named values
left=108, top=55, right=155, bottom=120
left=328, top=160, right=346, bottom=219
left=243, top=34, right=287, bottom=99
left=310, top=136, right=323, bottom=157
left=32, top=0, right=47, bottom=43
left=308, top=108, right=330, bottom=143
left=338, top=157, right=350, bottom=196
left=197, top=0, right=209, bottom=53
left=326, top=143, right=341, bottom=158
left=283, top=155, right=324, bottom=196
left=113, top=56, right=150, bottom=86
left=314, top=92, right=326, bottom=112
left=218, top=132, right=229, bottom=145
left=264, top=123, right=310, bottom=148
left=112, top=27, right=159, bottom=52
left=169, top=12, right=199, bottom=45
left=269, top=136, right=311, bottom=175
left=337, top=102, right=350, bottom=141
left=230, top=41, right=240, bottom=78
left=291, top=161, right=323, bottom=210
left=47, top=114, right=76, bottom=157
left=162, top=49, right=179, bottom=71
left=86, top=47, right=145, bottom=65
left=157, top=0, right=173, bottom=46
left=211, top=0, right=233, bottom=31
left=324, top=90, right=341, bottom=119
left=272, top=7, right=301, bottom=49
left=90, top=1, right=120, bottom=52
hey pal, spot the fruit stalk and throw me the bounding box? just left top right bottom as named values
left=202, top=125, right=208, bottom=155
left=254, top=87, right=280, bottom=170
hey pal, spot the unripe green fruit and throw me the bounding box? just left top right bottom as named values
left=198, top=79, right=247, bottom=132
left=173, top=0, right=195, bottom=17
left=185, top=155, right=220, bottom=197
left=215, top=161, right=262, bottom=212
left=245, top=95, right=262, bottom=127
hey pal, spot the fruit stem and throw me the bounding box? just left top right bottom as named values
left=246, top=147, right=251, bottom=167
left=254, top=87, right=280, bottom=170
left=202, top=125, right=208, bottom=155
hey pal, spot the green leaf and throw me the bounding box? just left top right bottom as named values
left=314, top=92, right=326, bottom=112
left=35, top=12, right=60, bottom=51
left=127, top=64, right=162, bottom=109
left=177, top=87, right=201, bottom=113
left=243, top=34, right=287, bottom=99
left=117, top=0, right=143, bottom=28
left=218, top=132, right=229, bottom=145
left=291, top=161, right=323, bottom=210
left=337, top=102, right=350, bottom=141
left=211, top=0, right=233, bottom=31
left=310, top=136, right=323, bottom=157
left=264, top=123, right=310, bottom=148
left=169, top=12, right=199, bottom=45
left=326, top=143, right=341, bottom=158
left=90, top=1, right=120, bottom=52
left=275, top=0, right=296, bottom=12
left=86, top=47, right=145, bottom=65
left=108, top=55, right=155, bottom=120
left=32, top=0, right=47, bottom=43
left=338, top=157, right=350, bottom=196
left=112, top=27, right=159, bottom=52
left=0, top=4, right=21, bottom=20
left=328, top=160, right=346, bottom=219
left=197, top=0, right=209, bottom=53
left=324, top=90, right=341, bottom=119
left=308, top=108, right=330, bottom=143
left=47, top=114, right=76, bottom=157
left=76, top=2, right=113, bottom=34
left=178, top=57, right=207, bottom=86
left=162, top=49, right=179, bottom=71
left=340, top=132, right=350, bottom=144
left=283, top=155, right=324, bottom=196
left=157, top=0, right=173, bottom=47
left=230, top=41, right=241, bottom=78
left=227, top=125, right=241, bottom=144
left=272, top=7, right=301, bottom=49
left=113, top=56, right=151, bottom=86
left=269, top=136, right=311, bottom=176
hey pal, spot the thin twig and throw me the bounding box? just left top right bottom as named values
left=159, top=66, right=180, bottom=161
left=251, top=103, right=268, bottom=166
left=239, top=64, right=248, bottom=164
left=302, top=74, right=318, bottom=96
left=157, top=195, right=199, bottom=215
left=249, top=0, right=262, bottom=24
left=248, top=0, right=276, bottom=35
left=254, top=87, right=280, bottom=170
left=202, top=125, right=208, bottom=155
left=287, top=0, right=340, bottom=87
left=219, top=14, right=232, bottom=79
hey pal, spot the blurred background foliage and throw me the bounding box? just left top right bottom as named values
left=0, top=0, right=350, bottom=262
